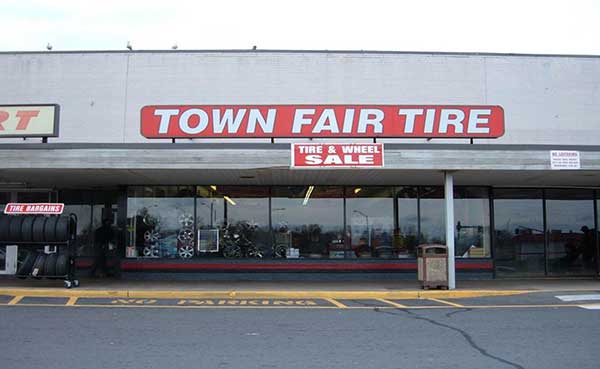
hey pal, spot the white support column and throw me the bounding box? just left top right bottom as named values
left=444, top=171, right=456, bottom=289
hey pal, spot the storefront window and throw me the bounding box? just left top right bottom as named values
left=493, top=189, right=545, bottom=276
left=454, top=187, right=491, bottom=258
left=546, top=189, right=595, bottom=276
left=271, top=186, right=344, bottom=259
left=419, top=187, right=445, bottom=245
left=346, top=187, right=395, bottom=259
left=396, top=187, right=419, bottom=257
left=197, top=186, right=270, bottom=258
left=127, top=186, right=194, bottom=259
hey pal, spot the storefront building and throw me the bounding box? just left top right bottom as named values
left=0, top=50, right=599, bottom=280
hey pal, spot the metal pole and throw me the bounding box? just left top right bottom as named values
left=444, top=172, right=456, bottom=289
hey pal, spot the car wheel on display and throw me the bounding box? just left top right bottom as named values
left=17, top=251, right=37, bottom=276
left=178, top=244, right=195, bottom=259
left=64, top=280, right=72, bottom=289
left=44, top=253, right=58, bottom=277
left=178, top=214, right=194, bottom=228
left=248, top=245, right=264, bottom=259
left=143, top=245, right=160, bottom=258
left=222, top=244, right=241, bottom=258
left=31, top=253, right=47, bottom=278
left=32, top=216, right=47, bottom=242
left=142, top=214, right=159, bottom=228
left=20, top=216, right=35, bottom=242
left=177, top=229, right=194, bottom=243
left=73, top=279, right=80, bottom=288
left=274, top=245, right=288, bottom=258
left=143, top=230, right=159, bottom=243
left=55, top=254, right=69, bottom=277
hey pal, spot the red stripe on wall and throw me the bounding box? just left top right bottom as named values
left=120, top=261, right=493, bottom=271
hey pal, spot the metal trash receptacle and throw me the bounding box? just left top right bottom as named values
left=417, top=244, right=448, bottom=290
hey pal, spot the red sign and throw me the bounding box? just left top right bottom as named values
left=141, top=105, right=504, bottom=139
left=292, top=143, right=384, bottom=168
left=4, top=203, right=64, bottom=215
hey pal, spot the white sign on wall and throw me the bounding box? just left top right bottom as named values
left=550, top=151, right=580, bottom=170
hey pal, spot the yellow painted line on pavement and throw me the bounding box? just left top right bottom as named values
left=428, top=298, right=465, bottom=308
left=324, top=298, right=347, bottom=308
left=0, top=288, right=533, bottom=300
left=377, top=298, right=407, bottom=308
left=0, top=302, right=586, bottom=310
left=66, top=297, right=78, bottom=306
left=7, top=296, right=23, bottom=305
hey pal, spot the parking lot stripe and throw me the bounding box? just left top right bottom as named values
left=7, top=296, right=23, bottom=305
left=428, top=298, right=464, bottom=307
left=66, top=297, right=78, bottom=306
left=556, top=294, right=600, bottom=302
left=324, top=298, right=348, bottom=308
left=377, top=298, right=407, bottom=308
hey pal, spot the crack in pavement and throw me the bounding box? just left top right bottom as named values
left=373, top=307, right=525, bottom=369
left=445, top=308, right=473, bottom=318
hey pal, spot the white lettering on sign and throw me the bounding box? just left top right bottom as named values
left=550, top=151, right=581, bottom=170
left=142, top=105, right=505, bottom=138
left=4, top=203, right=64, bottom=215
left=292, top=143, right=384, bottom=168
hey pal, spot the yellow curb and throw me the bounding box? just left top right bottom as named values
left=0, top=288, right=532, bottom=300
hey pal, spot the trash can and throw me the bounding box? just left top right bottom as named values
left=417, top=244, right=448, bottom=290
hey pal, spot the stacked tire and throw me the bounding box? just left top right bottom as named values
left=0, top=215, right=75, bottom=243
left=16, top=251, right=69, bottom=279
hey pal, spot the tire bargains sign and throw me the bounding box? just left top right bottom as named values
left=292, top=143, right=384, bottom=168
left=0, top=105, right=59, bottom=138
left=4, top=203, right=64, bottom=215
left=141, top=105, right=504, bottom=139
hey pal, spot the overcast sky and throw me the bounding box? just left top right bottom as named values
left=2, top=0, right=599, bottom=55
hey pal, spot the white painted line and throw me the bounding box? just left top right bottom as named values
left=579, top=304, right=600, bottom=310
left=556, top=294, right=600, bottom=302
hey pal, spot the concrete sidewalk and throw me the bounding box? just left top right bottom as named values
left=0, top=277, right=598, bottom=299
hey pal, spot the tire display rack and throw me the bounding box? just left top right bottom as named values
left=0, top=214, right=79, bottom=288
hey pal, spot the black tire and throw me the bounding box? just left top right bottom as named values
left=8, top=216, right=23, bottom=242
left=32, top=216, right=47, bottom=242
left=55, top=254, right=68, bottom=277
left=17, top=251, right=37, bottom=275
left=0, top=216, right=10, bottom=241
left=55, top=216, right=69, bottom=242
left=44, top=253, right=58, bottom=276
left=44, top=217, right=57, bottom=242
left=31, top=253, right=46, bottom=277
left=20, top=216, right=35, bottom=242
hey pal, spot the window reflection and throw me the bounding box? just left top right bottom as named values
left=271, top=186, right=344, bottom=259
left=454, top=187, right=491, bottom=258
left=346, top=187, right=395, bottom=258
left=127, top=186, right=195, bottom=259
left=197, top=186, right=270, bottom=258
left=396, top=187, right=419, bottom=257
left=419, top=187, right=446, bottom=245
left=493, top=189, right=545, bottom=276
left=546, top=189, right=595, bottom=276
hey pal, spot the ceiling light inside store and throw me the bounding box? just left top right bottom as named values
left=302, top=185, right=315, bottom=206
left=210, top=185, right=217, bottom=191
left=223, top=196, right=237, bottom=206
left=354, top=187, right=362, bottom=194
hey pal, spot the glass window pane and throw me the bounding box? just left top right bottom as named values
left=271, top=186, right=344, bottom=259
left=346, top=187, right=395, bottom=259
left=396, top=187, right=419, bottom=257
left=127, top=186, right=194, bottom=259
left=197, top=186, right=270, bottom=258
left=419, top=186, right=445, bottom=245
left=493, top=189, right=545, bottom=276
left=454, top=187, right=491, bottom=258
left=546, top=189, right=595, bottom=276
